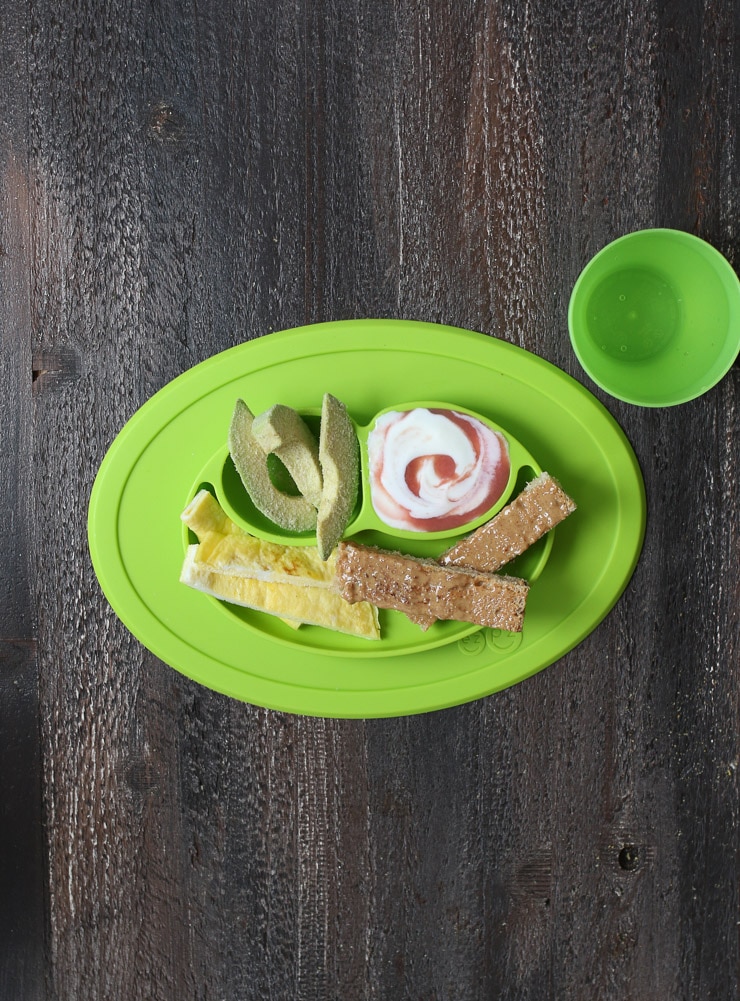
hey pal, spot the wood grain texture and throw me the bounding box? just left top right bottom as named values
left=0, top=3, right=46, bottom=998
left=0, top=0, right=736, bottom=998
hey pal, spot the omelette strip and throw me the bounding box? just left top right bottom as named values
left=180, top=491, right=379, bottom=638
left=182, top=489, right=336, bottom=586
left=180, top=547, right=380, bottom=639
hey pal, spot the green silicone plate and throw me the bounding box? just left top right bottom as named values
left=88, top=320, right=646, bottom=717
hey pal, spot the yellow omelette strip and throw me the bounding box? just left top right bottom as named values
left=181, top=490, right=336, bottom=586
left=181, top=491, right=299, bottom=627
left=180, top=490, right=378, bottom=637
left=181, top=489, right=233, bottom=536
left=180, top=547, right=380, bottom=640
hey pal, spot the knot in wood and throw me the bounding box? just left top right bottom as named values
left=147, top=102, right=187, bottom=143
left=618, top=844, right=640, bottom=871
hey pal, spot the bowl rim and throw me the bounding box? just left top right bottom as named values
left=567, top=228, right=740, bottom=406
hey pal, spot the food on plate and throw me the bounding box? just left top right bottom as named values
left=367, top=407, right=510, bottom=532
left=251, top=404, right=323, bottom=509
left=181, top=486, right=234, bottom=537
left=316, top=393, right=360, bottom=561
left=439, top=471, right=576, bottom=572
left=335, top=540, right=529, bottom=632
left=180, top=491, right=380, bottom=639
left=190, top=398, right=573, bottom=642
left=182, top=489, right=336, bottom=586
left=228, top=399, right=318, bottom=533
left=181, top=547, right=380, bottom=638
left=227, top=394, right=359, bottom=550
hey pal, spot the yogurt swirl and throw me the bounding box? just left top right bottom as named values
left=367, top=408, right=510, bottom=532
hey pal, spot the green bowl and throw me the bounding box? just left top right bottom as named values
left=568, top=229, right=740, bottom=406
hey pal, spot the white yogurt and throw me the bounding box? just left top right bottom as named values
left=367, top=408, right=510, bottom=532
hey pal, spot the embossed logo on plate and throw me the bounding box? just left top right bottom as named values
left=457, top=628, right=524, bottom=656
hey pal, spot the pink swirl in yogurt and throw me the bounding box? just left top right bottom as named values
left=368, top=408, right=510, bottom=532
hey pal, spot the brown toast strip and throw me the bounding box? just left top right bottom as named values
left=335, top=541, right=529, bottom=632
left=439, top=471, right=576, bottom=573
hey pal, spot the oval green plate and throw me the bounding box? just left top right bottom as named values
left=88, top=320, right=646, bottom=717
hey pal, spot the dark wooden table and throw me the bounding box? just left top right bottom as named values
left=2, top=0, right=738, bottom=998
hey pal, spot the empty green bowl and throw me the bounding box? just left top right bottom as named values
left=568, top=229, right=740, bottom=406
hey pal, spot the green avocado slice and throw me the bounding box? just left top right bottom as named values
left=228, top=399, right=318, bottom=533
left=316, top=393, right=360, bottom=560
left=251, top=404, right=323, bottom=509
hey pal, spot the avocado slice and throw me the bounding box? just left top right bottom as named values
left=316, top=393, right=360, bottom=560
left=251, top=404, right=323, bottom=509
left=228, top=399, right=318, bottom=533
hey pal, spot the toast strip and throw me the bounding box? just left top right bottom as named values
left=439, top=472, right=576, bottom=573
left=335, top=541, right=528, bottom=632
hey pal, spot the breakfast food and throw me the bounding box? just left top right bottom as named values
left=439, top=472, right=576, bottom=572
left=316, top=393, right=360, bottom=561
left=181, top=547, right=380, bottom=638
left=181, top=486, right=234, bottom=538
left=182, top=489, right=336, bottom=586
left=335, top=540, right=529, bottom=632
left=180, top=491, right=379, bottom=639
left=251, top=404, right=323, bottom=509
left=228, top=399, right=318, bottom=533
left=188, top=396, right=575, bottom=643
left=367, top=407, right=510, bottom=532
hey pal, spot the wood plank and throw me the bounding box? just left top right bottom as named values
left=0, top=642, right=45, bottom=1001
left=0, top=1, right=47, bottom=996
left=27, top=0, right=205, bottom=996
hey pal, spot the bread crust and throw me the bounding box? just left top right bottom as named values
left=335, top=541, right=529, bottom=632
left=439, top=472, right=576, bottom=573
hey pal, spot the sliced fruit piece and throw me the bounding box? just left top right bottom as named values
left=228, top=399, right=318, bottom=533
left=251, top=404, right=323, bottom=509
left=180, top=546, right=380, bottom=639
left=316, top=393, right=360, bottom=561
